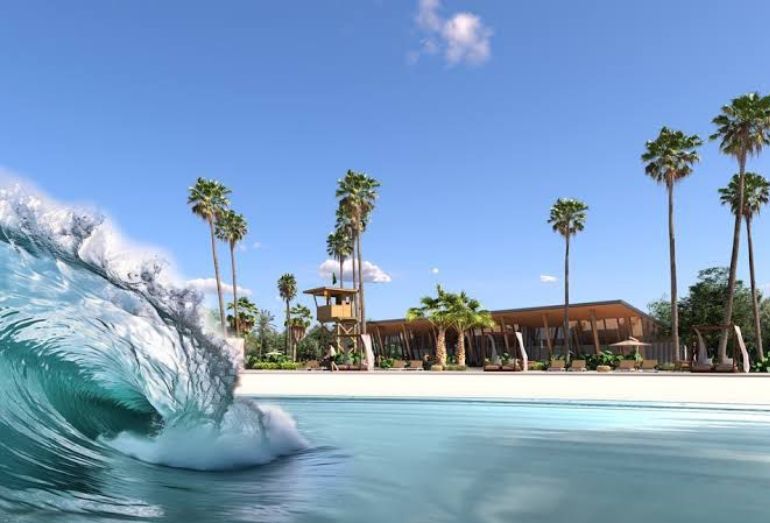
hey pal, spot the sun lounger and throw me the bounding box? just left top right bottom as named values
left=547, top=359, right=566, bottom=372
left=305, top=360, right=320, bottom=370
left=568, top=360, right=587, bottom=372
left=640, top=359, right=657, bottom=372
left=616, top=360, right=637, bottom=372
left=392, top=360, right=406, bottom=369
left=406, top=360, right=424, bottom=370
left=714, top=359, right=735, bottom=373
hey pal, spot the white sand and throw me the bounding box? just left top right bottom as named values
left=236, top=371, right=770, bottom=407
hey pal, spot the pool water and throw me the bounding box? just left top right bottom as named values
left=7, top=399, right=770, bottom=522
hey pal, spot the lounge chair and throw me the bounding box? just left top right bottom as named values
left=406, top=360, right=424, bottom=370
left=714, top=359, right=735, bottom=373
left=568, top=360, right=587, bottom=372
left=547, top=359, right=566, bottom=372
left=640, top=359, right=658, bottom=372
left=616, top=360, right=637, bottom=372
left=305, top=360, right=320, bottom=370
left=392, top=360, right=406, bottom=369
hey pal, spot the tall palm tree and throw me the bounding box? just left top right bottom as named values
left=406, top=285, right=453, bottom=367
left=216, top=209, right=248, bottom=336
left=548, top=198, right=588, bottom=363
left=277, top=273, right=298, bottom=360
left=188, top=177, right=231, bottom=333
left=642, top=127, right=702, bottom=361
left=444, top=290, right=495, bottom=367
left=326, top=227, right=353, bottom=288
left=336, top=170, right=380, bottom=334
left=256, top=309, right=276, bottom=359
left=719, top=172, right=770, bottom=360
left=710, top=92, right=770, bottom=362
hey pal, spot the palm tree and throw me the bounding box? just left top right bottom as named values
left=406, top=285, right=453, bottom=367
left=710, top=93, right=770, bottom=362
left=256, top=309, right=276, bottom=359
left=336, top=170, right=380, bottom=334
left=548, top=198, right=588, bottom=363
left=719, top=172, right=770, bottom=360
left=227, top=296, right=259, bottom=334
left=444, top=290, right=495, bottom=367
left=642, top=127, right=702, bottom=361
left=216, top=209, right=248, bottom=336
left=188, top=177, right=231, bottom=333
left=288, top=304, right=313, bottom=349
left=326, top=227, right=353, bottom=288
left=277, top=273, right=298, bottom=360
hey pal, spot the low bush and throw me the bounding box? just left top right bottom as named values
left=246, top=359, right=299, bottom=370
left=529, top=361, right=547, bottom=371
left=751, top=356, right=770, bottom=373
left=444, top=364, right=467, bottom=371
left=379, top=358, right=394, bottom=369
left=585, top=350, right=621, bottom=370
left=657, top=362, right=676, bottom=371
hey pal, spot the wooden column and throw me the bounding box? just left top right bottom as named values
left=589, top=310, right=601, bottom=355
left=401, top=325, right=412, bottom=360
left=542, top=314, right=553, bottom=357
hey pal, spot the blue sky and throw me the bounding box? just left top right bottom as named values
left=2, top=0, right=770, bottom=322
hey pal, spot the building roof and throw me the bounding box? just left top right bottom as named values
left=303, top=286, right=359, bottom=297
left=369, top=300, right=657, bottom=331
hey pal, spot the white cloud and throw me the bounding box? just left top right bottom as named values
left=186, top=277, right=252, bottom=297
left=431, top=267, right=440, bottom=275
left=412, top=0, right=492, bottom=66
left=319, top=259, right=392, bottom=283
left=252, top=241, right=262, bottom=249
left=539, top=274, right=557, bottom=284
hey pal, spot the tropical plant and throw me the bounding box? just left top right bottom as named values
left=444, top=290, right=495, bottom=367
left=216, top=209, right=248, bottom=336
left=288, top=304, right=313, bottom=346
left=336, top=170, right=380, bottom=334
left=406, top=285, right=453, bottom=366
left=326, top=227, right=353, bottom=288
left=642, top=127, right=702, bottom=361
left=277, top=273, right=298, bottom=360
left=227, top=296, right=258, bottom=334
left=719, top=172, right=770, bottom=360
left=548, top=198, right=588, bottom=363
left=255, top=309, right=276, bottom=358
left=188, top=177, right=231, bottom=333
left=710, top=92, right=770, bottom=362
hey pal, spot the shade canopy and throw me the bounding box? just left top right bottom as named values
left=610, top=337, right=651, bottom=347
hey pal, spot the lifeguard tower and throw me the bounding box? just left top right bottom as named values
left=303, top=286, right=360, bottom=345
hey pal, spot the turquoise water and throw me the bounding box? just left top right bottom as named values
left=3, top=185, right=770, bottom=521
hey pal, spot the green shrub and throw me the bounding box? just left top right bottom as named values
left=380, top=358, right=394, bottom=369
left=585, top=350, right=621, bottom=370
left=529, top=361, right=547, bottom=371
left=657, top=362, right=676, bottom=371
left=751, top=356, right=770, bottom=373
left=247, top=360, right=299, bottom=370
left=444, top=364, right=467, bottom=371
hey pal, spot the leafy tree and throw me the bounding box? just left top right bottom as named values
left=216, top=209, right=248, bottom=335
left=719, top=172, right=770, bottom=359
left=710, top=93, right=770, bottom=361
left=336, top=170, right=380, bottom=333
left=188, top=177, right=231, bottom=332
left=548, top=198, right=588, bottom=362
left=649, top=267, right=758, bottom=358
left=642, top=127, right=702, bottom=360
left=277, top=273, right=298, bottom=360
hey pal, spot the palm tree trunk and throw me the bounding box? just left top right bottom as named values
left=209, top=219, right=227, bottom=334
left=718, top=153, right=747, bottom=363
left=667, top=182, right=680, bottom=361
left=456, top=329, right=466, bottom=367
left=747, top=216, right=764, bottom=360
left=351, top=242, right=358, bottom=317
left=357, top=232, right=366, bottom=334
left=563, top=234, right=571, bottom=363
left=436, top=327, right=447, bottom=366
left=339, top=256, right=344, bottom=289
left=285, top=300, right=291, bottom=358
left=230, top=243, right=239, bottom=337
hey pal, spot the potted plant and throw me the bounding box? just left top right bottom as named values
left=483, top=357, right=501, bottom=372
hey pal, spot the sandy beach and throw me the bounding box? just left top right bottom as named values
left=236, top=371, right=770, bottom=407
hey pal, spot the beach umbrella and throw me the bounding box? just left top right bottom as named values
left=610, top=337, right=651, bottom=356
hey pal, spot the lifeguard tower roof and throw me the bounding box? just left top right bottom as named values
left=303, top=286, right=359, bottom=298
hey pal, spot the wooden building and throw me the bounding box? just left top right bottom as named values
left=367, top=300, right=663, bottom=366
